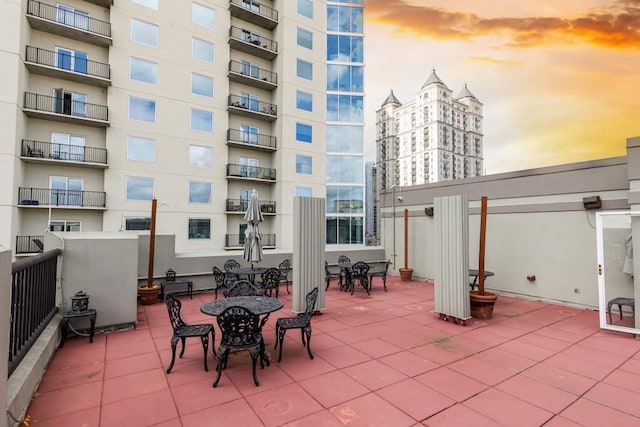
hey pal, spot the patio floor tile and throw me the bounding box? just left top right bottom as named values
left=447, top=356, right=515, bottom=386
left=26, top=406, right=100, bottom=427
left=316, top=344, right=371, bottom=369
left=583, top=382, right=640, bottom=417
left=171, top=375, right=242, bottom=415
left=376, top=378, right=456, bottom=420
left=281, top=409, right=346, bottom=426
left=463, top=388, right=554, bottom=426
left=522, top=362, right=597, bottom=395
left=180, top=397, right=264, bottom=426
left=379, top=350, right=440, bottom=377
left=103, top=351, right=163, bottom=379
left=495, top=374, right=578, bottom=413
left=415, top=366, right=488, bottom=402
left=102, top=368, right=169, bottom=404
left=245, top=382, right=323, bottom=427
left=560, top=397, right=640, bottom=427
left=329, top=393, right=416, bottom=426
left=36, top=360, right=104, bottom=393
left=298, top=369, right=369, bottom=407
left=421, top=403, right=502, bottom=426
left=26, top=381, right=102, bottom=421
left=346, top=359, right=408, bottom=390
left=99, top=389, right=178, bottom=427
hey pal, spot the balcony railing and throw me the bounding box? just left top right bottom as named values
left=226, top=164, right=276, bottom=181
left=229, top=26, right=278, bottom=59
left=228, top=94, right=276, bottom=117
left=228, top=60, right=277, bottom=90
left=225, top=233, right=275, bottom=248
left=18, top=187, right=106, bottom=208
left=15, top=235, right=45, bottom=254
left=229, top=0, right=278, bottom=29
left=27, top=0, right=111, bottom=38
left=9, top=249, right=61, bottom=376
left=227, top=128, right=276, bottom=150
left=25, top=46, right=111, bottom=80
left=226, top=198, right=276, bottom=213
left=24, top=92, right=109, bottom=123
left=22, top=139, right=107, bottom=165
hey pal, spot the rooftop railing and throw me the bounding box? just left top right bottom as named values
left=227, top=128, right=276, bottom=150
left=25, top=45, right=111, bottom=80
left=27, top=0, right=111, bottom=38
left=22, top=139, right=108, bottom=165
left=18, top=187, right=106, bottom=208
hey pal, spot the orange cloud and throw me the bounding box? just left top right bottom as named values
left=365, top=0, right=640, bottom=49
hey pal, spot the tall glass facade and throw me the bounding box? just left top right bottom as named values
left=326, top=0, right=364, bottom=245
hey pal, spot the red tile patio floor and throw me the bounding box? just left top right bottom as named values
left=26, top=276, right=640, bottom=426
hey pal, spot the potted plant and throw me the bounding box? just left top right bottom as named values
left=138, top=198, right=161, bottom=305
left=469, top=196, right=497, bottom=319
left=399, top=208, right=414, bottom=281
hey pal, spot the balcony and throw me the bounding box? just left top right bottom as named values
left=228, top=60, right=277, bottom=91
left=228, top=94, right=276, bottom=122
left=21, top=139, right=108, bottom=168
left=225, top=233, right=275, bottom=249
left=226, top=164, right=276, bottom=182
left=229, top=0, right=278, bottom=30
left=15, top=235, right=44, bottom=254
left=25, top=46, right=111, bottom=87
left=23, top=92, right=109, bottom=127
left=228, top=26, right=277, bottom=60
left=227, top=128, right=276, bottom=151
left=18, top=187, right=106, bottom=209
left=225, top=198, right=276, bottom=214
left=26, top=0, right=112, bottom=47
left=84, top=0, right=112, bottom=7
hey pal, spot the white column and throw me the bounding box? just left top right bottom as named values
left=0, top=246, right=10, bottom=427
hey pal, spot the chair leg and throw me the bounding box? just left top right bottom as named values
left=383, top=276, right=387, bottom=292
left=179, top=336, right=186, bottom=358
left=166, top=336, right=179, bottom=373
left=214, top=288, right=218, bottom=300
left=210, top=330, right=217, bottom=356
left=250, top=350, right=260, bottom=386
left=201, top=335, right=209, bottom=372
left=212, top=349, right=229, bottom=387
left=325, top=277, right=330, bottom=291
left=276, top=327, right=286, bottom=362
left=304, top=326, right=314, bottom=360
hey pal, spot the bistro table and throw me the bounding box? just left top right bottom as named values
left=469, top=269, right=495, bottom=290
left=235, top=266, right=269, bottom=284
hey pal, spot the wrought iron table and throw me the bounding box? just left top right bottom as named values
left=469, top=269, right=495, bottom=290
left=235, top=266, right=269, bottom=284
left=60, top=308, right=96, bottom=347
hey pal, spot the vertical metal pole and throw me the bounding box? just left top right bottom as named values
left=147, top=198, right=157, bottom=286
left=404, top=208, right=409, bottom=270
left=478, top=196, right=488, bottom=295
left=392, top=186, right=396, bottom=267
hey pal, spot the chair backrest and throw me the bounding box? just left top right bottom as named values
left=337, top=255, right=351, bottom=266
left=217, top=306, right=262, bottom=347
left=224, top=280, right=260, bottom=297
left=278, top=259, right=291, bottom=281
left=382, top=259, right=391, bottom=273
left=212, top=266, right=226, bottom=289
left=350, top=261, right=370, bottom=277
left=223, top=259, right=241, bottom=273
left=165, top=294, right=185, bottom=332
left=302, top=287, right=319, bottom=319
left=260, top=268, right=281, bottom=291
left=165, top=268, right=177, bottom=282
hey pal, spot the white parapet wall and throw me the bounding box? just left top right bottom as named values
left=1, top=246, right=9, bottom=427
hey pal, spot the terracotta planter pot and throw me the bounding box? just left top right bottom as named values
left=469, top=290, right=498, bottom=319
left=138, top=285, right=161, bottom=305
left=399, top=268, right=413, bottom=282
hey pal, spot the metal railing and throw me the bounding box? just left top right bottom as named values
left=26, top=46, right=111, bottom=79
left=227, top=128, right=276, bottom=149
left=18, top=187, right=106, bottom=208
left=229, top=0, right=278, bottom=22
left=228, top=60, right=277, bottom=85
left=22, top=139, right=107, bottom=164
left=229, top=26, right=278, bottom=53
left=27, top=0, right=111, bottom=38
left=228, top=94, right=277, bottom=116
left=15, top=235, right=45, bottom=254
left=225, top=233, right=275, bottom=248
left=24, top=92, right=109, bottom=122
left=226, top=164, right=276, bottom=181
left=225, top=198, right=276, bottom=213
left=9, top=249, right=61, bottom=376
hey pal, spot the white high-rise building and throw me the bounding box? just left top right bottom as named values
left=375, top=69, right=483, bottom=190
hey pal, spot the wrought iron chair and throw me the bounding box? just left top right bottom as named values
left=223, top=259, right=241, bottom=288
left=274, top=287, right=319, bottom=362
left=165, top=294, right=215, bottom=374
left=213, top=305, right=266, bottom=387
left=337, top=255, right=351, bottom=265
left=224, top=280, right=261, bottom=297
left=337, top=255, right=352, bottom=291
left=368, top=259, right=391, bottom=292
left=278, top=259, right=292, bottom=294
left=346, top=261, right=370, bottom=295
left=212, top=266, right=227, bottom=300
left=259, top=267, right=282, bottom=298
left=324, top=261, right=342, bottom=290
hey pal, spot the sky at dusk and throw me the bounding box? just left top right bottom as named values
left=363, top=0, right=640, bottom=174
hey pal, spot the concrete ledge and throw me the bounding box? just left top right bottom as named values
left=6, top=313, right=61, bottom=425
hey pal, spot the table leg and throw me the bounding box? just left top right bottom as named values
left=89, top=311, right=96, bottom=343
left=60, top=318, right=69, bottom=348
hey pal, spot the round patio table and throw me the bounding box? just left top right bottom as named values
left=235, top=266, right=270, bottom=284
left=200, top=295, right=283, bottom=317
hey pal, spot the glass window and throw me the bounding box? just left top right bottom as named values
left=193, top=3, right=214, bottom=28
left=326, top=155, right=364, bottom=183
left=127, top=136, right=155, bottom=162
left=50, top=176, right=83, bottom=206
left=296, top=59, right=313, bottom=80
left=327, top=94, right=363, bottom=123
left=192, top=37, right=214, bottom=63
left=297, top=0, right=312, bottom=18
left=326, top=186, right=363, bottom=214
left=130, top=57, right=157, bottom=84
left=50, top=220, right=81, bottom=232
left=326, top=216, right=363, bottom=244
left=295, top=187, right=312, bottom=197
left=327, top=5, right=363, bottom=33
left=126, top=176, right=153, bottom=200
left=50, top=132, right=85, bottom=161
left=297, top=27, right=313, bottom=49
left=55, top=47, right=87, bottom=73
left=326, top=125, right=363, bottom=152
left=189, top=181, right=211, bottom=203
left=188, top=218, right=210, bottom=239
left=327, top=35, right=363, bottom=63
left=129, top=97, right=156, bottom=123
left=296, top=155, right=312, bottom=174
left=132, top=0, right=159, bottom=9
left=191, top=73, right=214, bottom=97
left=189, top=145, right=213, bottom=168
left=296, top=123, right=312, bottom=143
left=131, top=18, right=158, bottom=47
left=125, top=217, right=151, bottom=230
left=296, top=91, right=312, bottom=112
left=191, top=109, right=213, bottom=132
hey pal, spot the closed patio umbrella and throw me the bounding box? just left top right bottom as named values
left=243, top=189, right=264, bottom=268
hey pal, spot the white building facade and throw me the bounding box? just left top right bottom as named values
left=376, top=69, right=483, bottom=190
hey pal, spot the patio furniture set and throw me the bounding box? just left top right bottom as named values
left=325, top=256, right=391, bottom=295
